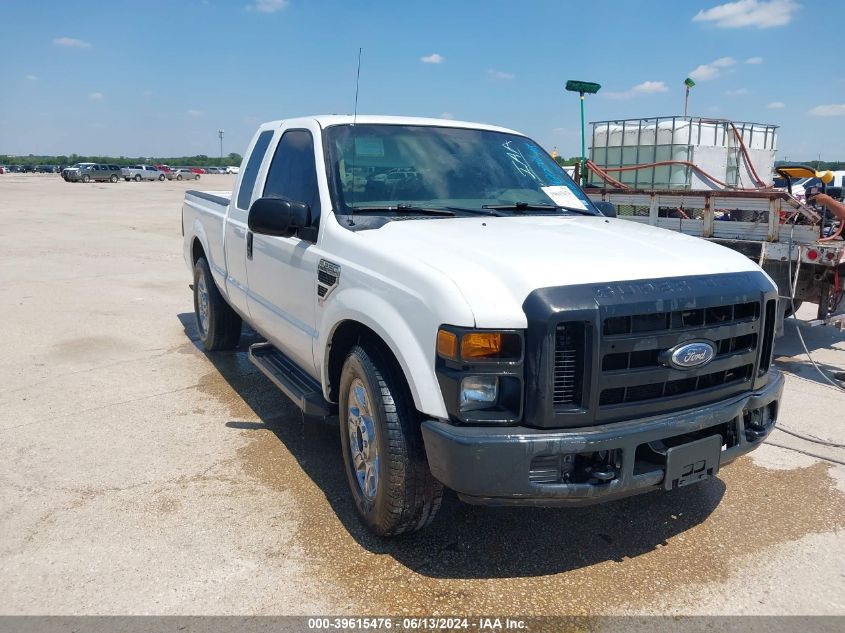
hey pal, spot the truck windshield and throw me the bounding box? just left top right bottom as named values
left=324, top=124, right=598, bottom=217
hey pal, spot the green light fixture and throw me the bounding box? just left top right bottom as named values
left=565, top=80, right=601, bottom=186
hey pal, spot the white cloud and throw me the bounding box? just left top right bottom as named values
left=809, top=104, right=845, bottom=117
left=767, top=101, right=786, bottom=109
left=88, top=92, right=104, bottom=101
left=726, top=88, right=751, bottom=95
left=25, top=74, right=38, bottom=81
left=439, top=112, right=454, bottom=119
left=487, top=69, right=514, bottom=80
left=745, top=56, right=764, bottom=64
left=53, top=36, right=91, bottom=48
left=606, top=80, right=669, bottom=99
left=689, top=64, right=720, bottom=81
left=632, top=80, right=668, bottom=94
left=187, top=109, right=204, bottom=118
left=421, top=53, right=444, bottom=64
left=688, top=56, right=738, bottom=81
left=248, top=0, right=288, bottom=13
left=692, top=0, right=799, bottom=29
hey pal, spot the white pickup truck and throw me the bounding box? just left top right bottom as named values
left=122, top=164, right=164, bottom=182
left=182, top=115, right=783, bottom=536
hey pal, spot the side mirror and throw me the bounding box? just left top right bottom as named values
left=594, top=200, right=617, bottom=218
left=248, top=197, right=311, bottom=237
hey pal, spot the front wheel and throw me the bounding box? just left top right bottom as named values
left=339, top=344, right=443, bottom=536
left=82, top=174, right=90, bottom=183
left=159, top=174, right=165, bottom=181
left=110, top=174, right=118, bottom=183
left=176, top=174, right=182, bottom=181
left=192, top=257, right=241, bottom=351
left=134, top=174, right=141, bottom=182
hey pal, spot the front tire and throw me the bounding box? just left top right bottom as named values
left=192, top=257, right=241, bottom=351
left=339, top=344, right=443, bottom=536
left=134, top=174, right=141, bottom=182
left=159, top=174, right=165, bottom=181
left=176, top=174, right=182, bottom=181
left=82, top=174, right=90, bottom=183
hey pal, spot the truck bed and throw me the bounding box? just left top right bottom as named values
left=182, top=190, right=233, bottom=293
left=185, top=190, right=232, bottom=206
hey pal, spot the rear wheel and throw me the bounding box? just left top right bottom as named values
left=158, top=174, right=165, bottom=181
left=110, top=174, right=118, bottom=183
left=338, top=344, right=443, bottom=536
left=176, top=174, right=182, bottom=181
left=192, top=257, right=241, bottom=351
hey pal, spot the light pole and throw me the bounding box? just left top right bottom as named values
left=218, top=129, right=224, bottom=161
left=565, top=80, right=601, bottom=186
left=683, top=77, right=695, bottom=117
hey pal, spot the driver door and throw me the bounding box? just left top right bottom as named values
left=245, top=125, right=322, bottom=376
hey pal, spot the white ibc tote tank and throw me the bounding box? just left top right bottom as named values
left=588, top=117, right=778, bottom=190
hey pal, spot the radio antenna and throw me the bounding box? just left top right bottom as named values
left=348, top=47, right=362, bottom=226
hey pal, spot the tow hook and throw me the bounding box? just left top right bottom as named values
left=589, top=465, right=617, bottom=482
left=745, top=425, right=768, bottom=442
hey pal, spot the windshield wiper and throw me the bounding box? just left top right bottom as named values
left=349, top=204, right=455, bottom=216
left=482, top=202, right=595, bottom=216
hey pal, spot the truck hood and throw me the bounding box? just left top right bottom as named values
left=360, top=215, right=764, bottom=327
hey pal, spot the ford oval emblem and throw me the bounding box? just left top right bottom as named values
left=666, top=341, right=716, bottom=369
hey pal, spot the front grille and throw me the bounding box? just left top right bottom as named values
left=603, top=301, right=759, bottom=336
left=602, top=333, right=757, bottom=371
left=595, top=299, right=762, bottom=411
left=553, top=323, right=585, bottom=407
left=530, top=273, right=777, bottom=429
left=600, top=364, right=753, bottom=406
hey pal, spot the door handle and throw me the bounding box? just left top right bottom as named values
left=247, top=231, right=254, bottom=260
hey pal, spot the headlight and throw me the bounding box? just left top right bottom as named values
left=459, top=376, right=499, bottom=411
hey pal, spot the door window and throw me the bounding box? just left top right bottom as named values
left=263, top=129, right=321, bottom=219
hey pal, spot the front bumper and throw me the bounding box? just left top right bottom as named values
left=421, top=369, right=783, bottom=506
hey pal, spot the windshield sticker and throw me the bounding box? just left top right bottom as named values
left=354, top=137, right=385, bottom=157
left=541, top=185, right=587, bottom=210
left=502, top=140, right=540, bottom=182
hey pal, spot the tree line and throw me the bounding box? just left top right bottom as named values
left=0, top=152, right=243, bottom=168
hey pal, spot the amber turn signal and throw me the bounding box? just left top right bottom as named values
left=461, top=332, right=502, bottom=359
left=436, top=329, right=458, bottom=360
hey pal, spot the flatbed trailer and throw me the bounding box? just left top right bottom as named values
left=585, top=188, right=845, bottom=328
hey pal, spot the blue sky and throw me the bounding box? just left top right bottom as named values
left=2, top=0, right=844, bottom=160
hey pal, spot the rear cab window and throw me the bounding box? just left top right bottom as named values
left=237, top=130, right=275, bottom=210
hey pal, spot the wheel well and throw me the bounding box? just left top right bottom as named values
left=191, top=238, right=206, bottom=265
left=327, top=321, right=410, bottom=405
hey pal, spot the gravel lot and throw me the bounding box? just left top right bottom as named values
left=1, top=173, right=844, bottom=616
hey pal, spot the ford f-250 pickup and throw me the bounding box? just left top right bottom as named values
left=182, top=116, right=783, bottom=536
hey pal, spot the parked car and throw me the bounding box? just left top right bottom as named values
left=225, top=165, right=240, bottom=174
left=205, top=167, right=224, bottom=174
left=65, top=163, right=123, bottom=183
left=122, top=164, right=165, bottom=181
left=190, top=167, right=206, bottom=174
left=62, top=163, right=96, bottom=181
left=154, top=164, right=172, bottom=174
left=182, top=115, right=783, bottom=536
left=167, top=168, right=200, bottom=181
